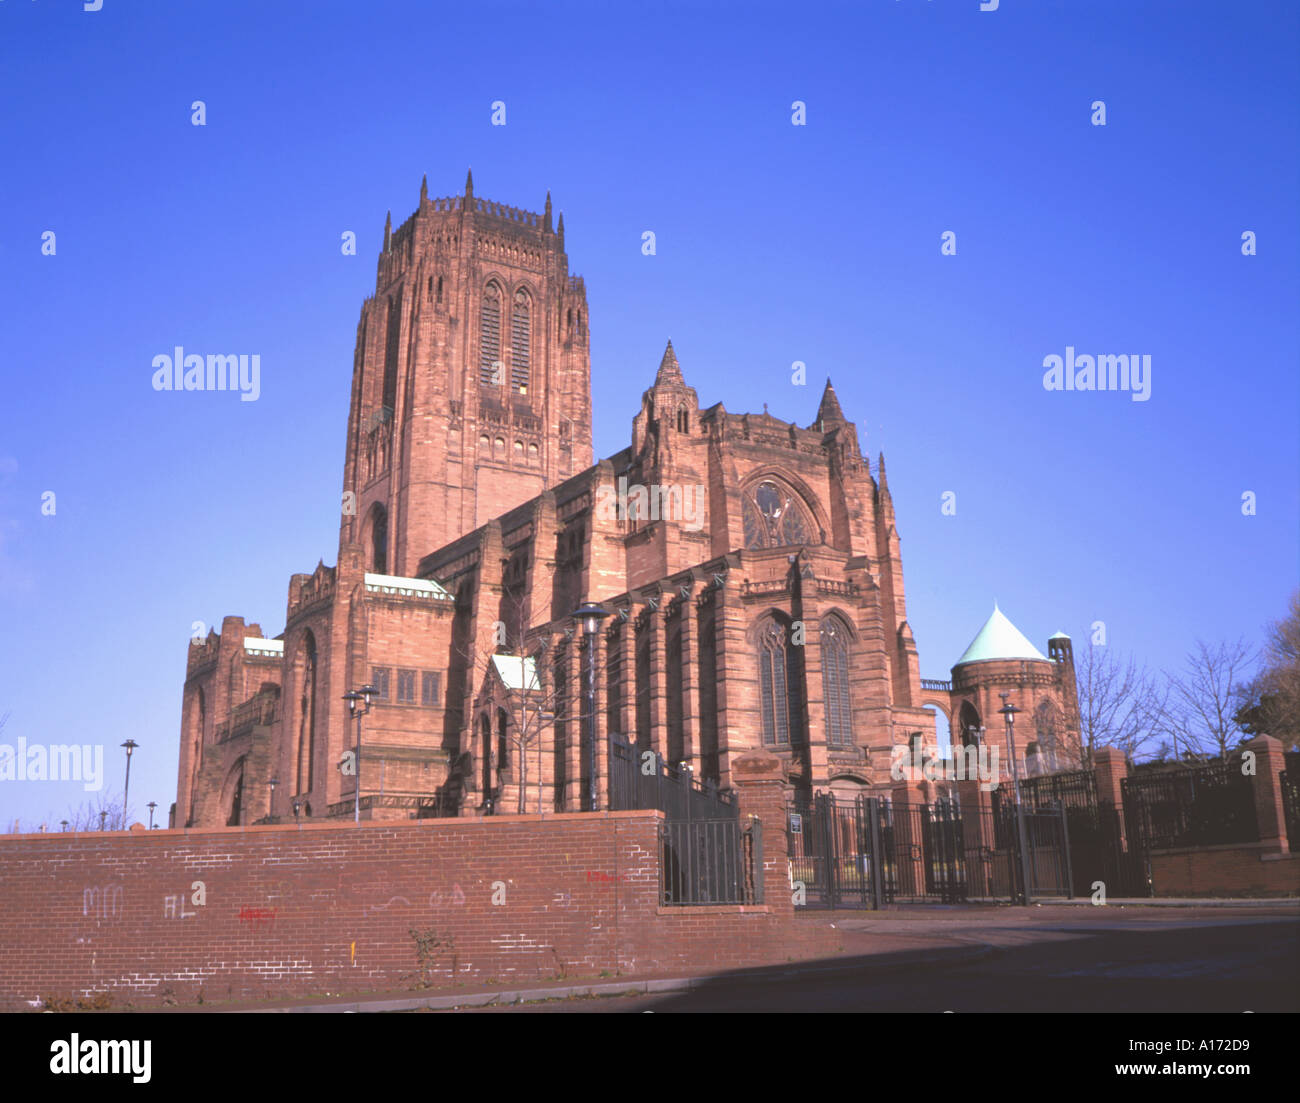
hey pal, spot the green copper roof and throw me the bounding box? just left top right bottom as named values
left=955, top=605, right=1049, bottom=665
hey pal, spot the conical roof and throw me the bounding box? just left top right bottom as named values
left=955, top=605, right=1048, bottom=665
left=817, top=378, right=845, bottom=424
left=654, top=339, right=684, bottom=386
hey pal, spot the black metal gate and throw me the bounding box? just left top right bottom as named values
left=608, top=734, right=756, bottom=906
left=787, top=792, right=1073, bottom=909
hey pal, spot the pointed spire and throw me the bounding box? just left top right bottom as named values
left=544, top=190, right=553, bottom=232
left=817, top=378, right=845, bottom=426
left=420, top=174, right=428, bottom=202
left=465, top=167, right=474, bottom=200
left=655, top=339, right=684, bottom=386
left=877, top=451, right=889, bottom=491
left=383, top=210, right=392, bottom=252
left=556, top=211, right=565, bottom=247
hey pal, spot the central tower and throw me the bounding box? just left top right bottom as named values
left=340, top=171, right=593, bottom=575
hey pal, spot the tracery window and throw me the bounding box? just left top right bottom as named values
left=742, top=478, right=815, bottom=549
left=511, top=289, right=531, bottom=393
left=479, top=282, right=502, bottom=385
left=757, top=618, right=803, bottom=747
left=821, top=616, right=853, bottom=748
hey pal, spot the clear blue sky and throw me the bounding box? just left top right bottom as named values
left=1, top=0, right=1296, bottom=827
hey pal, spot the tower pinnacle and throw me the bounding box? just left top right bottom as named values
left=817, top=378, right=846, bottom=426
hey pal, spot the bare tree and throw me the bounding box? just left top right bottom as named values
left=1164, top=638, right=1257, bottom=760
left=9, top=791, right=129, bottom=835
left=1236, top=590, right=1300, bottom=752
left=456, top=603, right=568, bottom=815
left=1076, top=644, right=1167, bottom=766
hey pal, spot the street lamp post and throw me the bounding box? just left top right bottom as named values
left=998, top=692, right=1032, bottom=905
left=292, top=797, right=301, bottom=824
left=99, top=811, right=108, bottom=832
left=343, top=685, right=378, bottom=825
left=147, top=802, right=157, bottom=830
left=572, top=603, right=609, bottom=812
left=60, top=820, right=69, bottom=832
left=120, top=739, right=139, bottom=828
left=268, top=777, right=279, bottom=822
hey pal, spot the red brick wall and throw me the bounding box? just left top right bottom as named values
left=1150, top=844, right=1300, bottom=898
left=0, top=811, right=837, bottom=1009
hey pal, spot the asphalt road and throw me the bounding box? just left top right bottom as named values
left=442, top=911, right=1299, bottom=1013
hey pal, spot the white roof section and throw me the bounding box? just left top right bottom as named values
left=364, top=572, right=453, bottom=600
left=491, top=654, right=540, bottom=692
left=955, top=604, right=1049, bottom=665
left=242, top=638, right=284, bottom=657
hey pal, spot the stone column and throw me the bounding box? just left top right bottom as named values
left=677, top=589, right=699, bottom=771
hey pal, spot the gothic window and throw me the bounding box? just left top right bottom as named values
left=741, top=478, right=815, bottom=549
left=676, top=408, right=689, bottom=433
left=421, top=671, right=441, bottom=706
left=959, top=701, right=982, bottom=749
left=1035, top=701, right=1060, bottom=772
left=225, top=758, right=245, bottom=827
left=479, top=282, right=502, bottom=385
left=370, top=666, right=391, bottom=700
left=821, top=616, right=853, bottom=748
left=368, top=504, right=388, bottom=574
left=296, top=631, right=317, bottom=795
left=382, top=291, right=401, bottom=413
left=397, top=669, right=416, bottom=704
left=511, top=290, right=531, bottom=394
left=757, top=617, right=803, bottom=747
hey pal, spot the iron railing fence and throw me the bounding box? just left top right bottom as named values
left=608, top=733, right=736, bottom=822
left=660, top=818, right=758, bottom=906
left=1121, top=757, right=1258, bottom=852
left=786, top=792, right=1073, bottom=908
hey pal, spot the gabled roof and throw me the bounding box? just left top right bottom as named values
left=955, top=604, right=1048, bottom=665
left=491, top=654, right=540, bottom=692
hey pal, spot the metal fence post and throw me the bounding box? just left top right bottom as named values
left=1015, top=802, right=1033, bottom=905
left=751, top=817, right=764, bottom=905
left=1058, top=800, right=1074, bottom=899
left=867, top=796, right=884, bottom=910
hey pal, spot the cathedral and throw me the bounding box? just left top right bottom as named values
left=173, top=173, right=1083, bottom=828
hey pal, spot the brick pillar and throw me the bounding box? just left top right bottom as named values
left=956, top=779, right=997, bottom=898
left=1093, top=746, right=1129, bottom=847
left=732, top=751, right=793, bottom=913
left=1245, top=734, right=1289, bottom=855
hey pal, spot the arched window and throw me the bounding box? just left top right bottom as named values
left=741, top=478, right=815, bottom=549
left=511, top=289, right=531, bottom=393
left=382, top=292, right=401, bottom=412
left=296, top=631, right=318, bottom=795
left=479, top=282, right=502, bottom=385
left=497, top=707, right=510, bottom=771
left=757, top=618, right=803, bottom=747
left=1035, top=701, right=1060, bottom=772
left=821, top=616, right=853, bottom=747
left=224, top=757, right=246, bottom=827
left=959, top=701, right=982, bottom=749
left=368, top=504, right=388, bottom=574
left=676, top=408, right=689, bottom=433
